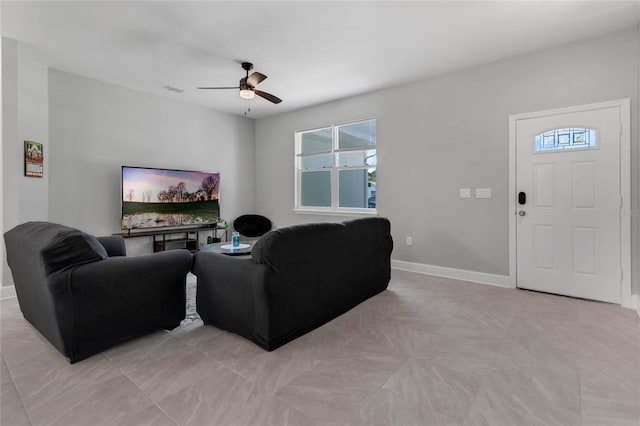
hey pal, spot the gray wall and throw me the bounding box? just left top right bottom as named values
left=0, top=38, right=3, bottom=289
left=1, top=38, right=17, bottom=288
left=2, top=39, right=50, bottom=286
left=255, top=28, right=639, bottom=296
left=48, top=70, right=256, bottom=254
left=2, top=40, right=256, bottom=285
left=2, top=28, right=639, bottom=300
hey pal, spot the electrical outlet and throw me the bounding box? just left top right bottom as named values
left=406, top=236, right=412, bottom=246
left=460, top=188, right=471, bottom=198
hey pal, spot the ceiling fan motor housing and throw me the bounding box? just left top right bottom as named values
left=240, top=77, right=252, bottom=89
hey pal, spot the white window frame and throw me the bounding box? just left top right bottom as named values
left=294, top=118, right=377, bottom=216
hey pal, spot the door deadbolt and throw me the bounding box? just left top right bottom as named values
left=518, top=210, right=526, bottom=216
left=518, top=192, right=526, bottom=205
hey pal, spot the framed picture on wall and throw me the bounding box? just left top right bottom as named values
left=24, top=141, right=43, bottom=178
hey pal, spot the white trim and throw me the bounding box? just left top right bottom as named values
left=631, top=295, right=639, bottom=318
left=508, top=109, right=518, bottom=288
left=619, top=99, right=632, bottom=308
left=394, top=261, right=640, bottom=317
left=294, top=119, right=377, bottom=213
left=292, top=208, right=377, bottom=217
left=0, top=285, right=17, bottom=300
left=392, top=260, right=513, bottom=288
left=508, top=99, right=632, bottom=308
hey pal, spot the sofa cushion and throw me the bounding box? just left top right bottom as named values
left=251, top=222, right=345, bottom=269
left=41, top=229, right=108, bottom=274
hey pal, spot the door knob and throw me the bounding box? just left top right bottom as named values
left=518, top=210, right=526, bottom=216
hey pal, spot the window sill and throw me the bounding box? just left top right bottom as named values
left=292, top=208, right=378, bottom=217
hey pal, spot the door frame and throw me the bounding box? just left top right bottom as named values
left=508, top=99, right=631, bottom=307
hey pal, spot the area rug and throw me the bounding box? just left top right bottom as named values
left=179, top=278, right=200, bottom=327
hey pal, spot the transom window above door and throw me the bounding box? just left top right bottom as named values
left=534, top=128, right=596, bottom=152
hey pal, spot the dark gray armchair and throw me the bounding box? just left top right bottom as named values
left=4, top=221, right=192, bottom=363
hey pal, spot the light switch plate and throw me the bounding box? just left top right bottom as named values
left=460, top=188, right=471, bottom=198
left=476, top=188, right=492, bottom=198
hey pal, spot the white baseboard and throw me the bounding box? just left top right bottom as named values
left=391, top=260, right=514, bottom=289
left=393, top=260, right=640, bottom=316
left=631, top=294, right=639, bottom=318
left=0, top=285, right=16, bottom=300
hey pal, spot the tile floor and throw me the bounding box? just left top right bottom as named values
left=1, top=270, right=639, bottom=426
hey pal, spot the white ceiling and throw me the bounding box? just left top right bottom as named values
left=2, top=1, right=639, bottom=119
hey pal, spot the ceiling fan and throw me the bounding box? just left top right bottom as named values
left=198, top=62, right=282, bottom=104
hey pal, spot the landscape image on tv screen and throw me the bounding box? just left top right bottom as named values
left=122, top=166, right=220, bottom=230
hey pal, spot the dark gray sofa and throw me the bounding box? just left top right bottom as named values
left=192, top=217, right=393, bottom=350
left=4, top=221, right=192, bottom=363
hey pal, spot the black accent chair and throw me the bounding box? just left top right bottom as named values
left=232, top=214, right=272, bottom=238
left=193, top=217, right=393, bottom=351
left=4, top=221, right=192, bottom=363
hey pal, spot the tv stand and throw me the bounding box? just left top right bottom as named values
left=116, top=225, right=227, bottom=253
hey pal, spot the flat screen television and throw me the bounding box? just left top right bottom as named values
left=121, top=166, right=220, bottom=230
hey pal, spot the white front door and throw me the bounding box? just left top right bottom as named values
left=515, top=104, right=623, bottom=303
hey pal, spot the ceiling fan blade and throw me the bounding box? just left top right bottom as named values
left=247, top=72, right=267, bottom=87
left=255, top=90, right=282, bottom=104
left=197, top=86, right=240, bottom=90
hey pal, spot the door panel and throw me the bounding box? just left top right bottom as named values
left=572, top=227, right=597, bottom=275
left=533, top=164, right=555, bottom=207
left=572, top=162, right=596, bottom=208
left=516, top=106, right=621, bottom=303
left=533, top=225, right=555, bottom=270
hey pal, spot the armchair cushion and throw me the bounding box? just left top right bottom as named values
left=41, top=228, right=108, bottom=274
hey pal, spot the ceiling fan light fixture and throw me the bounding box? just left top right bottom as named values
left=239, top=88, right=255, bottom=99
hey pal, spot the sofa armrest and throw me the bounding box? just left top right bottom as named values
left=68, top=249, right=193, bottom=343
left=192, top=251, right=256, bottom=282
left=71, top=249, right=192, bottom=292
left=192, top=251, right=265, bottom=340
left=96, top=236, right=127, bottom=257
